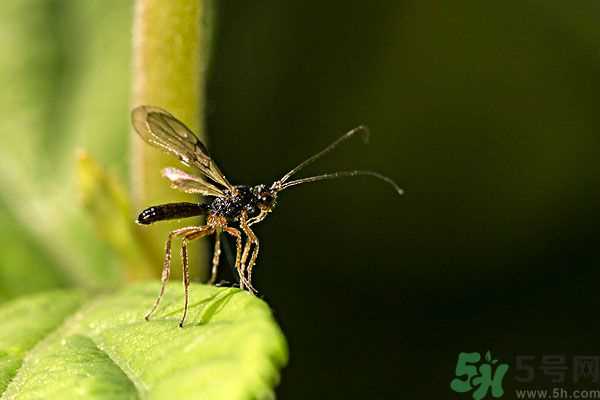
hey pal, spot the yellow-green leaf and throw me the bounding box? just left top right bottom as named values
left=0, top=283, right=287, bottom=400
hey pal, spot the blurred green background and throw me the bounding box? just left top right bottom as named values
left=1, top=1, right=600, bottom=398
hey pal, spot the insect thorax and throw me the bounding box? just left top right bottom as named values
left=207, top=185, right=264, bottom=222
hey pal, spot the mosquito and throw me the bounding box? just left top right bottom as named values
left=132, top=105, right=403, bottom=326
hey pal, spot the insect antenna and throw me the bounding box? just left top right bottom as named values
left=277, top=125, right=370, bottom=185
left=272, top=125, right=402, bottom=195
left=279, top=170, right=403, bottom=195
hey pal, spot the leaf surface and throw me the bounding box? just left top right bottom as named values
left=0, top=283, right=287, bottom=400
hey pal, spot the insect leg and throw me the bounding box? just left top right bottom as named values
left=240, top=218, right=259, bottom=294
left=180, top=237, right=190, bottom=328
left=247, top=209, right=268, bottom=226
left=246, top=232, right=260, bottom=293
left=239, top=213, right=253, bottom=272
left=144, top=226, right=199, bottom=321
left=179, top=226, right=215, bottom=328
left=223, top=226, right=251, bottom=290
left=240, top=238, right=252, bottom=270
left=208, top=230, right=222, bottom=285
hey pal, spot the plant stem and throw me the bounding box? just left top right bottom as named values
left=131, top=0, right=213, bottom=278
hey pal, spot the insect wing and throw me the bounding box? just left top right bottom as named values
left=162, top=167, right=226, bottom=197
left=131, top=106, right=234, bottom=190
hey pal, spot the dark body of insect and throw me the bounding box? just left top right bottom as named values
left=132, top=105, right=402, bottom=327
left=137, top=185, right=274, bottom=226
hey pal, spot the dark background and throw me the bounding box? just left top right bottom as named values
left=207, top=1, right=600, bottom=398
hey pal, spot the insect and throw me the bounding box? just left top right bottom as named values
left=132, top=105, right=402, bottom=326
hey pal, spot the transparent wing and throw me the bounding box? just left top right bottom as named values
left=161, top=167, right=226, bottom=197
left=131, top=105, right=234, bottom=191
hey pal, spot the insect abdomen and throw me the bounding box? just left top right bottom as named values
left=136, top=202, right=208, bottom=225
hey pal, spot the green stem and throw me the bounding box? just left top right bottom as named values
left=131, top=0, right=213, bottom=278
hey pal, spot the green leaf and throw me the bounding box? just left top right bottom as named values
left=0, top=1, right=130, bottom=292
left=0, top=202, right=71, bottom=303
left=0, top=290, right=83, bottom=392
left=0, top=283, right=287, bottom=400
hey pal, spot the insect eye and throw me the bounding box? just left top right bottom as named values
left=258, top=192, right=273, bottom=204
